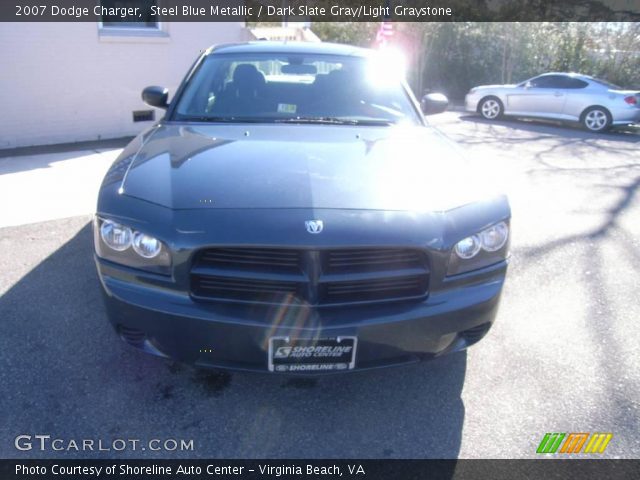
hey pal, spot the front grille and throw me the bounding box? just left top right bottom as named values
left=198, top=247, right=302, bottom=273
left=322, top=275, right=428, bottom=304
left=326, top=249, right=424, bottom=273
left=192, top=275, right=302, bottom=302
left=190, top=248, right=429, bottom=306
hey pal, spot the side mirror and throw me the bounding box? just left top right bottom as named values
left=421, top=93, right=449, bottom=115
left=142, top=86, right=169, bottom=109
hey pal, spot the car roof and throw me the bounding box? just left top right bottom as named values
left=208, top=41, right=371, bottom=57
left=536, top=72, right=592, bottom=80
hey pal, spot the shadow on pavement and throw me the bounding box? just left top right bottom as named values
left=0, top=136, right=132, bottom=160
left=0, top=137, right=132, bottom=177
left=0, top=218, right=466, bottom=463
left=0, top=148, right=121, bottom=177
left=458, top=114, right=640, bottom=143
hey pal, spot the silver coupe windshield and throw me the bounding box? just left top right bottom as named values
left=172, top=52, right=421, bottom=125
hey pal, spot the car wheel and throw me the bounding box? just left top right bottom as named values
left=479, top=97, right=503, bottom=120
left=581, top=107, right=611, bottom=132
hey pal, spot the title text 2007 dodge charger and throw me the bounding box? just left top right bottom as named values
left=94, top=42, right=510, bottom=373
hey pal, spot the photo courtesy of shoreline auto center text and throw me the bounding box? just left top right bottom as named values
left=1, top=0, right=639, bottom=479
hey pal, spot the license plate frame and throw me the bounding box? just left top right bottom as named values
left=268, top=336, right=357, bottom=373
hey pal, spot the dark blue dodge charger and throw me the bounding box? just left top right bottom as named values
left=94, top=42, right=510, bottom=373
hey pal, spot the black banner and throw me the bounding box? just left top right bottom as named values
left=2, top=0, right=640, bottom=22
left=1, top=460, right=640, bottom=480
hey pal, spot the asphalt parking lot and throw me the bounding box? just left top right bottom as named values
left=1, top=112, right=638, bottom=459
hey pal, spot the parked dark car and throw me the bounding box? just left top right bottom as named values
left=95, top=42, right=510, bottom=374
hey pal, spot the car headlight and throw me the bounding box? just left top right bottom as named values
left=132, top=231, right=162, bottom=258
left=454, top=234, right=481, bottom=259
left=94, top=217, right=171, bottom=274
left=480, top=222, right=509, bottom=252
left=468, top=87, right=478, bottom=94
left=100, top=220, right=132, bottom=251
left=447, top=221, right=509, bottom=276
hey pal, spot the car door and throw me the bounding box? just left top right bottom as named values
left=558, top=77, right=590, bottom=120
left=506, top=75, right=567, bottom=116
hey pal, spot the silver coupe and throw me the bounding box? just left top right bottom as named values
left=465, top=72, right=640, bottom=132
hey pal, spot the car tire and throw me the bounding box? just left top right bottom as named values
left=581, top=106, right=612, bottom=133
left=478, top=97, right=503, bottom=120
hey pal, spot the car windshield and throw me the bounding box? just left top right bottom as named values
left=171, top=52, right=421, bottom=126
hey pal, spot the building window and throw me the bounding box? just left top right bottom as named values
left=99, top=0, right=159, bottom=30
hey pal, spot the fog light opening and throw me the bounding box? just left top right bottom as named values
left=459, top=322, right=492, bottom=347
left=118, top=325, right=146, bottom=347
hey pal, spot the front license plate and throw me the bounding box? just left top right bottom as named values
left=268, top=336, right=357, bottom=373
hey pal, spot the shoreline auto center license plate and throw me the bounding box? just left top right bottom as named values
left=268, top=336, right=357, bottom=373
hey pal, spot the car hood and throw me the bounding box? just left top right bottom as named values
left=119, top=123, right=496, bottom=212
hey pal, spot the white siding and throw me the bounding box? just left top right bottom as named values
left=0, top=22, right=249, bottom=148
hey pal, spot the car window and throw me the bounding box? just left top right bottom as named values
left=561, top=77, right=589, bottom=89
left=591, top=78, right=622, bottom=89
left=172, top=52, right=421, bottom=125
left=528, top=75, right=567, bottom=89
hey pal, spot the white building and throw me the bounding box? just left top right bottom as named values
left=0, top=21, right=252, bottom=149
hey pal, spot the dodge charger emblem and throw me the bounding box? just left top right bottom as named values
left=305, top=220, right=324, bottom=234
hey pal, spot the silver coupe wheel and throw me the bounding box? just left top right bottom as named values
left=582, top=108, right=610, bottom=132
left=480, top=98, right=502, bottom=120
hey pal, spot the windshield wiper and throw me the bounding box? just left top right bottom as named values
left=176, top=116, right=396, bottom=126
left=177, top=116, right=276, bottom=123
left=274, top=117, right=395, bottom=126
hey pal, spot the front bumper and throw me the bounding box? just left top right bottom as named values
left=97, top=257, right=507, bottom=373
left=465, top=94, right=481, bottom=113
